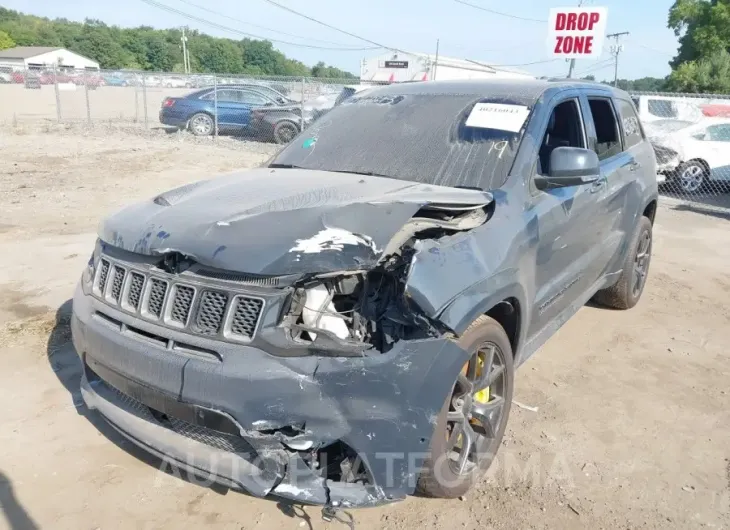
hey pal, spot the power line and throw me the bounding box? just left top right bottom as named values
left=629, top=40, right=675, bottom=56
left=138, top=0, right=379, bottom=50
left=574, top=58, right=616, bottom=76
left=453, top=0, right=547, bottom=23
left=607, top=31, right=629, bottom=86
left=257, top=0, right=405, bottom=53
left=172, top=0, right=363, bottom=47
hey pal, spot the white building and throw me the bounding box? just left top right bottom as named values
left=0, top=47, right=99, bottom=70
left=360, top=51, right=534, bottom=83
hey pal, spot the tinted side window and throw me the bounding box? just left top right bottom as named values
left=537, top=99, right=586, bottom=175
left=647, top=99, right=677, bottom=118
left=616, top=98, right=644, bottom=149
left=588, top=98, right=622, bottom=160
left=236, top=90, right=269, bottom=105
left=216, top=90, right=239, bottom=103
left=706, top=124, right=730, bottom=142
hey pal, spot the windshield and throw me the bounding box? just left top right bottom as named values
left=270, top=92, right=533, bottom=190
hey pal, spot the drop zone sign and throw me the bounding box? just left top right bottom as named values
left=547, top=7, right=608, bottom=59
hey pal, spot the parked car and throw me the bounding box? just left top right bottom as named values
left=72, top=79, right=657, bottom=509
left=249, top=85, right=374, bottom=144
left=159, top=85, right=291, bottom=136
left=632, top=94, right=704, bottom=124
left=23, top=72, right=41, bottom=89
left=647, top=118, right=730, bottom=193
left=103, top=74, right=132, bottom=87
left=162, top=76, right=193, bottom=88
left=249, top=104, right=311, bottom=144
left=699, top=103, right=730, bottom=118
left=187, top=74, right=215, bottom=88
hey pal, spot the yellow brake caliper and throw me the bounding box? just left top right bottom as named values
left=450, top=357, right=489, bottom=440
left=473, top=356, right=490, bottom=405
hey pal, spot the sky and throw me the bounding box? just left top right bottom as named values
left=3, top=0, right=681, bottom=80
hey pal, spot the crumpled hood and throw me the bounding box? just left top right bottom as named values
left=99, top=168, right=492, bottom=276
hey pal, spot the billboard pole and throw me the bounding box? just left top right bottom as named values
left=566, top=0, right=584, bottom=78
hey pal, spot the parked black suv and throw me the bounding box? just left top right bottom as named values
left=71, top=79, right=658, bottom=509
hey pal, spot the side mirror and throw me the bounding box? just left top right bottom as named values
left=535, top=147, right=600, bottom=190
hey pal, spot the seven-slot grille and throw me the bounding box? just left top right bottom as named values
left=195, top=290, right=229, bottom=335
left=230, top=297, right=264, bottom=339
left=93, top=257, right=264, bottom=342
left=127, top=272, right=145, bottom=310
left=170, top=285, right=195, bottom=324
left=147, top=279, right=168, bottom=318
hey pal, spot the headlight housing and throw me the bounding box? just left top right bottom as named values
left=81, top=239, right=103, bottom=293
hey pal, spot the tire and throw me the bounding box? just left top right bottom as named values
left=416, top=315, right=514, bottom=499
left=273, top=120, right=300, bottom=144
left=188, top=112, right=214, bottom=136
left=670, top=160, right=707, bottom=194
left=593, top=216, right=652, bottom=310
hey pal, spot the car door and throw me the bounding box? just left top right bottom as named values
left=216, top=89, right=271, bottom=127
left=528, top=92, right=608, bottom=336
left=213, top=89, right=245, bottom=126
left=594, top=96, right=648, bottom=274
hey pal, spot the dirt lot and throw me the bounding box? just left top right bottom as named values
left=1, top=128, right=729, bottom=530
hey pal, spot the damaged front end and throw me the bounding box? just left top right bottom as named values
left=74, top=170, right=496, bottom=507
left=282, top=203, right=491, bottom=355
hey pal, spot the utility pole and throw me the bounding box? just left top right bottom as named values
left=433, top=38, right=440, bottom=81
left=566, top=0, right=584, bottom=78
left=607, top=31, right=629, bottom=87
left=181, top=27, right=190, bottom=74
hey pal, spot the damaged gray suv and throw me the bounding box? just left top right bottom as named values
left=71, top=79, right=658, bottom=508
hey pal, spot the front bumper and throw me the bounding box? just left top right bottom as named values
left=71, top=283, right=468, bottom=507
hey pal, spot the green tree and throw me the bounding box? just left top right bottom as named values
left=311, top=61, right=356, bottom=79
left=0, top=29, right=14, bottom=50
left=666, top=49, right=730, bottom=92
left=668, top=0, right=730, bottom=67
left=197, top=39, right=243, bottom=73
left=0, top=6, right=358, bottom=77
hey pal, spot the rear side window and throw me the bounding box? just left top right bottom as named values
left=616, top=99, right=644, bottom=149
left=588, top=98, right=622, bottom=160
left=647, top=99, right=677, bottom=119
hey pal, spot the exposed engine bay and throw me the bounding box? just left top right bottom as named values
left=284, top=204, right=491, bottom=354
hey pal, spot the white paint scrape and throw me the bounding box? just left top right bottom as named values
left=289, top=228, right=379, bottom=254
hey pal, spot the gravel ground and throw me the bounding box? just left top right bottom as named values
left=1, top=128, right=729, bottom=530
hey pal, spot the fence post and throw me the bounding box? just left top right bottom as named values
left=84, top=69, right=91, bottom=126
left=53, top=64, right=62, bottom=123
left=213, top=73, right=218, bottom=139
left=300, top=77, right=305, bottom=130
left=142, top=72, right=148, bottom=129
left=134, top=74, right=139, bottom=124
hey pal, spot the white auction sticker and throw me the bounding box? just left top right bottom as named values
left=465, top=103, right=530, bottom=133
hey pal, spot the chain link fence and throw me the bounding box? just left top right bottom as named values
left=632, top=91, right=730, bottom=214
left=0, top=66, right=368, bottom=141
left=3, top=69, right=730, bottom=213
